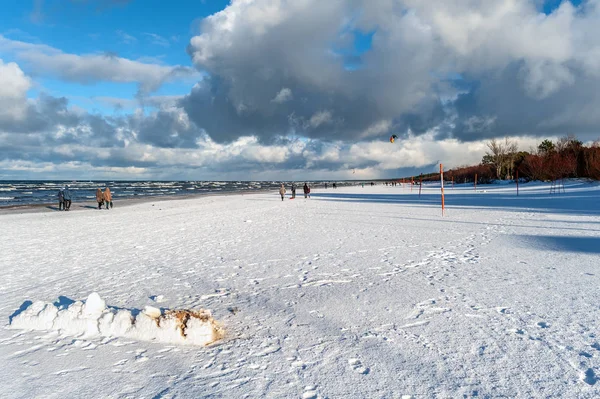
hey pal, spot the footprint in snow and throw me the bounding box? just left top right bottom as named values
left=113, top=359, right=128, bottom=366
left=583, top=368, right=598, bottom=385
left=302, top=386, right=318, bottom=399
left=537, top=321, right=549, bottom=329
left=149, top=295, right=165, bottom=303
left=288, top=356, right=306, bottom=369
left=348, top=358, right=369, bottom=374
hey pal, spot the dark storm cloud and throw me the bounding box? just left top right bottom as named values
left=128, top=108, right=204, bottom=149
left=183, top=0, right=447, bottom=144
left=183, top=0, right=600, bottom=144
left=453, top=62, right=600, bottom=142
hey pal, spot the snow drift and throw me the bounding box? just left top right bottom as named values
left=8, top=293, right=223, bottom=346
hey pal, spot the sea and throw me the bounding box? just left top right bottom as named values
left=0, top=180, right=345, bottom=208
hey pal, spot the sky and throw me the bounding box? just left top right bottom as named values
left=0, top=0, right=598, bottom=181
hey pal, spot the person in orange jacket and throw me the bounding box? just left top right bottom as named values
left=104, top=187, right=113, bottom=209
left=96, top=188, right=104, bottom=210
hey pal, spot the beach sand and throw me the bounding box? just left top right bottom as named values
left=0, top=188, right=271, bottom=215
left=1, top=181, right=600, bottom=398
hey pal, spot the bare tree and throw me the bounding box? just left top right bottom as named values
left=486, top=139, right=503, bottom=179
left=504, top=137, right=518, bottom=179
left=486, top=137, right=518, bottom=180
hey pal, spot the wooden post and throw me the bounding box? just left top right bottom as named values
left=419, top=174, right=422, bottom=198
left=474, top=174, right=477, bottom=192
left=516, top=170, right=519, bottom=196
left=440, top=164, right=445, bottom=216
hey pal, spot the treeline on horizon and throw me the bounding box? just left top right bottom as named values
left=411, top=135, right=600, bottom=184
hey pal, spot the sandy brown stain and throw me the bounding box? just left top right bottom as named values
left=147, top=309, right=224, bottom=343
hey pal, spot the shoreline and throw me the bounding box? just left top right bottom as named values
left=0, top=188, right=280, bottom=216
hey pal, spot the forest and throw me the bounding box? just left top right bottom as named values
left=416, top=136, right=600, bottom=184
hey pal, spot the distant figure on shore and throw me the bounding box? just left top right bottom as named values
left=332, top=182, right=337, bottom=189
left=63, top=186, right=72, bottom=211
left=325, top=183, right=328, bottom=189
left=291, top=183, right=296, bottom=199
left=279, top=184, right=286, bottom=201
left=96, top=188, right=104, bottom=210
left=57, top=189, right=64, bottom=211
left=303, top=183, right=310, bottom=198
left=104, top=187, right=113, bottom=209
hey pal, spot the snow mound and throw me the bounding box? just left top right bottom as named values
left=9, top=293, right=223, bottom=346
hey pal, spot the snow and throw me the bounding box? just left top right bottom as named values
left=1, top=180, right=600, bottom=398
left=9, top=293, right=222, bottom=346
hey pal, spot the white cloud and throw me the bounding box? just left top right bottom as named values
left=272, top=87, right=292, bottom=103
left=0, top=59, right=32, bottom=121
left=92, top=95, right=184, bottom=111
left=144, top=33, right=170, bottom=47
left=359, top=120, right=393, bottom=139
left=308, top=110, right=333, bottom=128
left=0, top=34, right=199, bottom=95
left=116, top=30, right=137, bottom=44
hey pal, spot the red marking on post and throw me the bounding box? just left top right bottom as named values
left=440, top=164, right=445, bottom=216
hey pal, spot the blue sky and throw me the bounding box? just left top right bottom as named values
left=1, top=0, right=229, bottom=113
left=542, top=0, right=583, bottom=13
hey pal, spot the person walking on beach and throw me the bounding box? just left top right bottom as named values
left=96, top=188, right=104, bottom=210
left=104, top=187, right=113, bottom=209
left=57, top=189, right=64, bottom=211
left=63, top=186, right=72, bottom=210
left=291, top=183, right=296, bottom=199
left=303, top=183, right=310, bottom=199
left=279, top=184, right=286, bottom=201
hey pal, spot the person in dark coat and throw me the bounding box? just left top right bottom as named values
left=291, top=183, right=296, bottom=199
left=63, top=186, right=72, bottom=210
left=57, top=189, right=64, bottom=211
left=303, top=183, right=310, bottom=198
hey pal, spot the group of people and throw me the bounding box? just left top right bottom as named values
left=95, top=187, right=113, bottom=210
left=56, top=186, right=114, bottom=211
left=279, top=183, right=311, bottom=200
left=57, top=186, right=73, bottom=211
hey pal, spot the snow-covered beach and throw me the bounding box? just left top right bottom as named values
left=2, top=181, right=600, bottom=398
